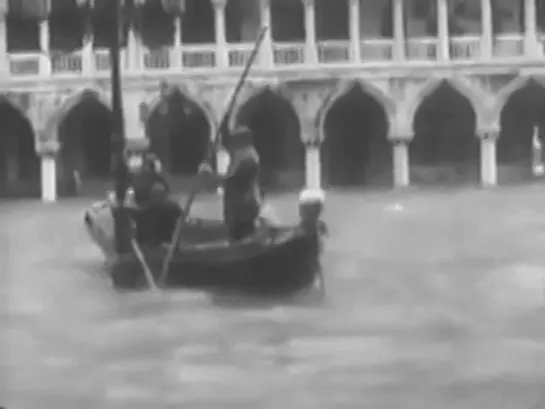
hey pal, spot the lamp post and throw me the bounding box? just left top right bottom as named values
left=109, top=0, right=131, bottom=254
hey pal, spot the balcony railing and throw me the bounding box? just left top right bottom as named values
left=450, top=35, right=481, bottom=60
left=4, top=33, right=544, bottom=80
left=494, top=34, right=524, bottom=58
left=317, top=40, right=350, bottom=64
left=407, top=37, right=438, bottom=61
left=273, top=42, right=305, bottom=66
left=360, top=38, right=393, bottom=62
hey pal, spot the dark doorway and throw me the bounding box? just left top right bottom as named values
left=498, top=80, right=545, bottom=184
left=411, top=81, right=479, bottom=186
left=322, top=85, right=391, bottom=188
left=235, top=89, right=304, bottom=191
left=0, top=99, right=40, bottom=198
left=146, top=90, right=211, bottom=192
left=58, top=92, right=113, bottom=196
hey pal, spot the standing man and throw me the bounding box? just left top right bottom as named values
left=199, top=125, right=262, bottom=241
left=130, top=151, right=182, bottom=245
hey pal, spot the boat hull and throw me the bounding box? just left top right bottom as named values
left=84, top=202, right=323, bottom=296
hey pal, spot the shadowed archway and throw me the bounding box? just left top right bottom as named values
left=322, top=85, right=391, bottom=188
left=145, top=90, right=211, bottom=191
left=411, top=81, right=479, bottom=186
left=0, top=99, right=40, bottom=198
left=498, top=80, right=545, bottom=184
left=58, top=92, right=113, bottom=196
left=235, top=89, right=304, bottom=191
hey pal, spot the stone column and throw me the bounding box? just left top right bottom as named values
left=290, top=87, right=330, bottom=195
left=479, top=130, right=498, bottom=187
left=41, top=154, right=57, bottom=202
left=216, top=148, right=230, bottom=195
left=126, top=9, right=142, bottom=73
left=39, top=18, right=52, bottom=76
left=81, top=24, right=94, bottom=75
left=258, top=0, right=274, bottom=68
left=37, top=139, right=60, bottom=203
left=348, top=0, right=361, bottom=63
left=523, top=0, right=538, bottom=57
left=480, top=0, right=493, bottom=59
left=0, top=13, right=8, bottom=75
left=301, top=0, right=318, bottom=64
left=391, top=138, right=410, bottom=188
left=212, top=0, right=229, bottom=68
left=392, top=0, right=406, bottom=61
left=436, top=0, right=449, bottom=62
left=168, top=15, right=183, bottom=71
left=304, top=141, right=322, bottom=190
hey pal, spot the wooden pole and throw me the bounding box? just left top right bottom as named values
left=110, top=0, right=131, bottom=254
left=158, top=27, right=268, bottom=286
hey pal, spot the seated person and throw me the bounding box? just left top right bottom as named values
left=129, top=153, right=183, bottom=246
left=199, top=125, right=262, bottom=241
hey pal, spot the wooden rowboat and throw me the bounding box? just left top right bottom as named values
left=83, top=192, right=326, bottom=297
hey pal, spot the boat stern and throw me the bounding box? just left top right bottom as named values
left=83, top=201, right=117, bottom=260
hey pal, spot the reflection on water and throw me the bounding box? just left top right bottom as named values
left=1, top=189, right=545, bottom=408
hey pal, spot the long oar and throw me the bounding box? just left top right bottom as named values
left=158, top=27, right=268, bottom=286
left=130, top=238, right=159, bottom=291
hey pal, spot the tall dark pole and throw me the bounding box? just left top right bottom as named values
left=110, top=0, right=130, bottom=254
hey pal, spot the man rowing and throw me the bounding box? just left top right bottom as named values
left=129, top=152, right=182, bottom=246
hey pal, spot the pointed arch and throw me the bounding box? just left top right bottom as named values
left=406, top=77, right=485, bottom=130
left=233, top=85, right=305, bottom=190
left=0, top=94, right=34, bottom=126
left=0, top=95, right=40, bottom=197
left=143, top=85, right=213, bottom=177
left=496, top=76, right=545, bottom=183
left=52, top=86, right=111, bottom=129
left=493, top=76, right=545, bottom=121
left=232, top=85, right=301, bottom=128
left=317, top=79, right=395, bottom=140
left=142, top=84, right=216, bottom=142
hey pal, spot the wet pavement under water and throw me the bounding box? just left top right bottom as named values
left=1, top=187, right=545, bottom=408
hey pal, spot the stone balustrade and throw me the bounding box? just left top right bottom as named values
left=4, top=33, right=544, bottom=81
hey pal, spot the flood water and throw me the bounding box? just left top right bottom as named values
left=1, top=189, right=545, bottom=408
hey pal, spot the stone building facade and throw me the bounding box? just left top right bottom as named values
left=0, top=0, right=544, bottom=200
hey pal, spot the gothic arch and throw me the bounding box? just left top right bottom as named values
left=232, top=85, right=305, bottom=190
left=0, top=95, right=41, bottom=197
left=317, top=79, right=395, bottom=140
left=405, top=77, right=486, bottom=131
left=493, top=76, right=545, bottom=122
left=0, top=94, right=34, bottom=126
left=52, top=87, right=111, bottom=130
left=231, top=85, right=301, bottom=127
left=142, top=84, right=216, bottom=141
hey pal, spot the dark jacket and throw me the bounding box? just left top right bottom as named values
left=222, top=146, right=261, bottom=224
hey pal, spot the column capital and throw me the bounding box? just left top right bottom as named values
left=388, top=133, right=412, bottom=144
left=211, top=0, right=228, bottom=9
left=303, top=135, right=321, bottom=148
left=35, top=139, right=60, bottom=157
left=478, top=130, right=500, bottom=141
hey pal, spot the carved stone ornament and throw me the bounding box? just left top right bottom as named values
left=201, top=85, right=237, bottom=124
left=294, top=87, right=332, bottom=119
left=35, top=139, right=60, bottom=157
left=30, top=94, right=64, bottom=133
left=480, top=130, right=500, bottom=141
